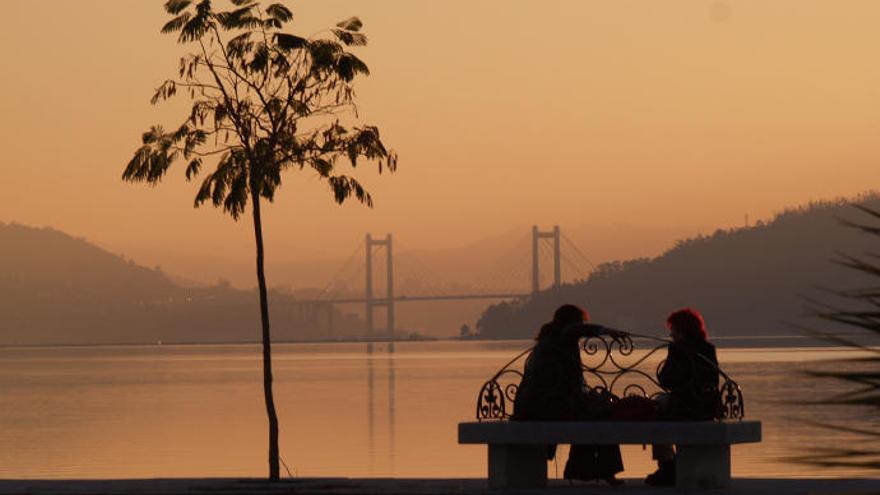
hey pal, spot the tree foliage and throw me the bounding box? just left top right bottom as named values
left=796, top=204, right=880, bottom=471
left=121, top=1, right=396, bottom=479
left=123, top=0, right=397, bottom=218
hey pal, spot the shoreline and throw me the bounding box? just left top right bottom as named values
left=1, top=477, right=879, bottom=495
left=0, top=333, right=876, bottom=350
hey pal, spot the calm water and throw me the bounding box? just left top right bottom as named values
left=0, top=340, right=876, bottom=479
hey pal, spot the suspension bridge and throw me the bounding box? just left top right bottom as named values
left=289, top=226, right=596, bottom=340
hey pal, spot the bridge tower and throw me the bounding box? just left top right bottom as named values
left=365, top=234, right=395, bottom=341
left=531, top=225, right=561, bottom=293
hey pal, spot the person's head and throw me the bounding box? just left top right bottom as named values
left=537, top=304, right=589, bottom=340
left=666, top=308, right=707, bottom=342
left=553, top=304, right=589, bottom=326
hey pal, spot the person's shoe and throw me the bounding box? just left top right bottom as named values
left=602, top=475, right=625, bottom=486
left=644, top=461, right=675, bottom=486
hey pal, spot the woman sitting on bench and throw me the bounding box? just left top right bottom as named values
left=646, top=308, right=722, bottom=486
left=511, top=304, right=628, bottom=486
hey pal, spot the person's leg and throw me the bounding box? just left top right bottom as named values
left=652, top=393, right=675, bottom=463
left=546, top=444, right=557, bottom=461
left=652, top=444, right=674, bottom=462
left=646, top=394, right=676, bottom=486
left=597, top=445, right=625, bottom=485
left=645, top=462, right=676, bottom=485
left=563, top=445, right=599, bottom=481
left=647, top=444, right=676, bottom=485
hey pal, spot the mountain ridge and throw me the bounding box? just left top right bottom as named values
left=4, top=192, right=877, bottom=344
left=476, top=194, right=880, bottom=339
left=0, top=223, right=365, bottom=345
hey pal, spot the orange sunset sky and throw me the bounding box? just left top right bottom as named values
left=2, top=1, right=879, bottom=287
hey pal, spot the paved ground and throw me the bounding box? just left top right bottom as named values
left=1, top=478, right=879, bottom=495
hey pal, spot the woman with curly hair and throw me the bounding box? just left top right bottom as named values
left=646, top=308, right=721, bottom=486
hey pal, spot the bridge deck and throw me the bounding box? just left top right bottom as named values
left=290, top=293, right=529, bottom=305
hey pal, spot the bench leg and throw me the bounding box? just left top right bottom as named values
left=676, top=444, right=731, bottom=489
left=487, top=444, right=547, bottom=489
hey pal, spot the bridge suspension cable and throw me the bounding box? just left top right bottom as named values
left=392, top=238, right=456, bottom=297
left=472, top=231, right=533, bottom=293
left=561, top=233, right=597, bottom=277
left=316, top=239, right=366, bottom=302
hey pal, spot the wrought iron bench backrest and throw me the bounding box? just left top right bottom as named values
left=476, top=333, right=745, bottom=421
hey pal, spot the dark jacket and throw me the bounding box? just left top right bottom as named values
left=512, top=323, right=607, bottom=421
left=658, top=339, right=721, bottom=420
left=511, top=322, right=625, bottom=478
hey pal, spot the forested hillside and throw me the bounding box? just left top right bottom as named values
left=0, top=223, right=364, bottom=345
left=476, top=195, right=879, bottom=339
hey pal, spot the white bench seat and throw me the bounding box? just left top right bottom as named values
left=458, top=420, right=762, bottom=489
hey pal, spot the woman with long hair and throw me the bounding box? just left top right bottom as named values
left=512, top=304, right=627, bottom=485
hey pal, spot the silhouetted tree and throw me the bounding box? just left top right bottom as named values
left=459, top=324, right=472, bottom=338
left=122, top=0, right=396, bottom=480
left=799, top=204, right=880, bottom=471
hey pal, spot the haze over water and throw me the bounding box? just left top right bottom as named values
left=1, top=341, right=875, bottom=480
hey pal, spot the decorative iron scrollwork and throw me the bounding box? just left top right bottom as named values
left=475, top=332, right=746, bottom=422
left=581, top=334, right=669, bottom=399
left=476, top=348, right=529, bottom=421
left=720, top=378, right=745, bottom=420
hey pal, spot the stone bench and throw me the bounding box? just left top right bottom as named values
left=459, top=420, right=762, bottom=489
left=462, top=334, right=761, bottom=489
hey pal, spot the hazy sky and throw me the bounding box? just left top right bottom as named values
left=2, top=1, right=879, bottom=285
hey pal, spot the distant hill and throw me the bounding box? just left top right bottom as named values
left=0, top=223, right=366, bottom=345
left=476, top=194, right=880, bottom=339
left=0, top=223, right=179, bottom=299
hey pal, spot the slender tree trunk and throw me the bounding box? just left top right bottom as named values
left=251, top=192, right=281, bottom=480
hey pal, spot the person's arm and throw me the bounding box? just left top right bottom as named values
left=658, top=344, right=689, bottom=389
left=564, top=323, right=629, bottom=340
left=602, top=326, right=629, bottom=339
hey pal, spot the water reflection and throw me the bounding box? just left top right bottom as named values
left=365, top=342, right=397, bottom=475
left=366, top=342, right=374, bottom=470
left=0, top=341, right=877, bottom=479
left=388, top=344, right=396, bottom=472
